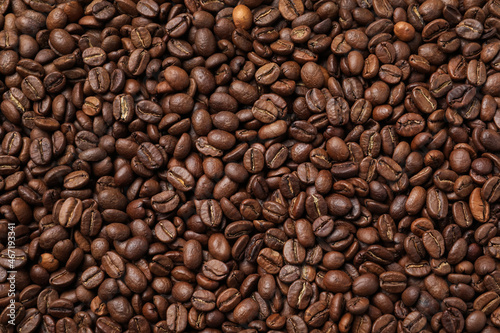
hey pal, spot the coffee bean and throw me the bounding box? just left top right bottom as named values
left=232, top=298, right=258, bottom=325
left=470, top=187, right=490, bottom=223
left=166, top=303, right=188, bottom=332
left=29, top=137, right=52, bottom=166
left=134, top=100, right=162, bottom=124
left=82, top=47, right=107, bottom=67
left=49, top=269, right=76, bottom=288
left=88, top=67, right=110, bottom=94
left=473, top=291, right=500, bottom=315
left=422, top=229, right=445, bottom=259
left=286, top=315, right=308, bottom=333
left=192, top=290, right=216, bottom=312
left=402, top=311, right=427, bottom=333
left=47, top=298, right=73, bottom=318
left=257, top=248, right=283, bottom=274
left=81, top=266, right=105, bottom=289
left=0, top=248, right=27, bottom=269
left=324, top=270, right=352, bottom=293
left=326, top=97, right=350, bottom=126
left=155, top=220, right=177, bottom=243
left=377, top=156, right=402, bottom=181
left=456, top=19, right=483, bottom=40
left=202, top=259, right=229, bottom=281
left=287, top=280, right=313, bottom=310
left=426, top=187, right=448, bottom=220
left=166, top=166, right=194, bottom=191
left=395, top=113, right=425, bottom=137
left=278, top=0, right=304, bottom=21
left=63, top=170, right=90, bottom=190
left=58, top=197, right=83, bottom=228
left=151, top=191, right=179, bottom=213
left=380, top=271, right=407, bottom=293
left=101, top=251, right=125, bottom=279
left=217, top=288, right=242, bottom=312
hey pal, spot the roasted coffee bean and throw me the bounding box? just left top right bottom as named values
left=166, top=166, right=194, bottom=191
left=192, top=290, right=216, bottom=312
left=422, top=230, right=446, bottom=259
left=473, top=291, right=500, bottom=315
left=482, top=176, right=500, bottom=203
left=81, top=266, right=105, bottom=289
left=113, top=94, right=134, bottom=123
left=287, top=280, right=313, bottom=310
left=426, top=188, right=448, bottom=220
left=304, top=301, right=328, bottom=327
left=47, top=298, right=73, bottom=318
left=0, top=248, right=27, bottom=269
left=58, top=197, right=83, bottom=228
left=217, top=288, right=242, bottom=312
left=202, top=259, right=229, bottom=281
left=396, top=113, right=425, bottom=137
left=402, top=311, right=427, bottom=333
left=30, top=137, right=52, bottom=166
left=379, top=271, right=407, bottom=293
left=155, top=220, right=177, bottom=243
left=470, top=187, right=490, bottom=223
left=327, top=97, right=350, bottom=126
left=21, top=75, right=45, bottom=101
left=100, top=252, right=124, bottom=280
left=257, top=248, right=283, bottom=274
left=151, top=191, right=179, bottom=213
left=324, top=270, right=352, bottom=293
left=233, top=298, right=259, bottom=324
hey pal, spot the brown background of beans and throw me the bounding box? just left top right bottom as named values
left=1, top=0, right=500, bottom=332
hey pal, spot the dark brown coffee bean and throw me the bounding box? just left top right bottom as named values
left=327, top=97, right=349, bottom=126
left=257, top=248, right=283, bottom=274
left=192, top=290, right=216, bottom=312
left=0, top=248, right=27, bottom=269
left=30, top=137, right=52, bottom=166
left=380, top=271, right=407, bottom=293
left=166, top=166, right=194, bottom=191
left=377, top=156, right=402, bottom=182
left=59, top=197, right=82, bottom=228
left=287, top=280, right=313, bottom=310
left=395, top=113, right=425, bottom=137
left=81, top=266, right=105, bottom=289
left=47, top=298, right=73, bottom=318
left=100, top=252, right=124, bottom=279
left=324, top=270, right=352, bottom=293
left=82, top=47, right=106, bottom=67
left=482, top=176, right=500, bottom=203
left=473, top=291, right=500, bottom=315
left=88, top=67, right=110, bottom=94
left=422, top=230, right=445, bottom=259
left=470, top=187, right=490, bottom=223
left=304, top=301, right=328, bottom=327
left=456, top=19, right=483, bottom=40
left=155, top=220, right=177, bottom=243
left=278, top=0, right=304, bottom=21
left=402, top=311, right=427, bottom=333
left=426, top=188, right=448, bottom=220
left=63, top=170, right=90, bottom=190
left=135, top=100, right=162, bottom=124
left=151, top=191, right=179, bottom=213
left=233, top=298, right=259, bottom=325
left=202, top=259, right=229, bottom=281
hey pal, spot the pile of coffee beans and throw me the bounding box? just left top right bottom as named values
left=3, top=0, right=500, bottom=331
